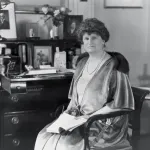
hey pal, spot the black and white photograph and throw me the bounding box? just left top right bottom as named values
left=33, top=46, right=52, bottom=68
left=26, top=23, right=38, bottom=38
left=0, top=0, right=150, bottom=150
left=0, top=2, right=17, bottom=39
left=63, top=15, right=83, bottom=39
left=0, top=10, right=10, bottom=29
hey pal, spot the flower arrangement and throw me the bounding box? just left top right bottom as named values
left=41, top=4, right=71, bottom=27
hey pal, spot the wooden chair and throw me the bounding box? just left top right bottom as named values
left=53, top=87, right=149, bottom=150
left=83, top=87, right=150, bottom=150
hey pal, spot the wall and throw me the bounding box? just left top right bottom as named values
left=12, top=0, right=60, bottom=5
left=68, top=0, right=94, bottom=19
left=13, top=0, right=62, bottom=39
left=94, top=0, right=150, bottom=86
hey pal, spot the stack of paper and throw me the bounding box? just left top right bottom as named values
left=26, top=68, right=57, bottom=75
left=46, top=112, right=87, bottom=133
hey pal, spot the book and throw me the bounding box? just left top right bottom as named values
left=46, top=112, right=87, bottom=133
left=54, top=47, right=66, bottom=69
left=3, top=56, right=21, bottom=76
left=27, top=44, right=33, bottom=66
left=59, top=68, right=75, bottom=73
left=22, top=44, right=27, bottom=63
left=25, top=68, right=57, bottom=75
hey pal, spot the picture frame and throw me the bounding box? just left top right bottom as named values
left=63, top=15, right=83, bottom=39
left=33, top=46, right=53, bottom=68
left=26, top=23, right=39, bottom=38
left=0, top=3, right=17, bottom=39
left=105, top=0, right=143, bottom=8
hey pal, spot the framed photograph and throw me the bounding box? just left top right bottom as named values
left=33, top=46, right=53, bottom=68
left=26, top=23, right=39, bottom=38
left=105, top=0, right=143, bottom=8
left=63, top=15, right=83, bottom=39
left=0, top=3, right=17, bottom=39
left=0, top=10, right=10, bottom=29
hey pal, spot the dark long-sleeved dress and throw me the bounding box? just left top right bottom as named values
left=34, top=52, right=134, bottom=150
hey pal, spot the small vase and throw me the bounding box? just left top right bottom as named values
left=50, top=25, right=59, bottom=39
left=50, top=29, right=54, bottom=39
left=53, top=25, right=59, bottom=39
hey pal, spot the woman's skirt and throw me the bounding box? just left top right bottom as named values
left=34, top=123, right=84, bottom=150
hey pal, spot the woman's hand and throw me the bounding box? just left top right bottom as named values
left=59, top=127, right=70, bottom=135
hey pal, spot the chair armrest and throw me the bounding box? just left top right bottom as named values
left=84, top=110, right=132, bottom=130
left=83, top=110, right=132, bottom=150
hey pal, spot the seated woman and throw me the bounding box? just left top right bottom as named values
left=34, top=18, right=134, bottom=150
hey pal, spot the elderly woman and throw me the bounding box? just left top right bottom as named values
left=34, top=18, right=134, bottom=150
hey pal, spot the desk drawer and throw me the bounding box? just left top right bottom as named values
left=3, top=92, right=41, bottom=111
left=4, top=133, right=37, bottom=150
left=3, top=89, right=69, bottom=112
left=3, top=93, right=60, bottom=112
left=4, top=111, right=54, bottom=135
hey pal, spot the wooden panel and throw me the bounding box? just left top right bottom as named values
left=2, top=78, right=72, bottom=112
left=4, top=111, right=54, bottom=135
left=4, top=134, right=37, bottom=150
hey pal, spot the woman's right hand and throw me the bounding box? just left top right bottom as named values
left=59, top=127, right=70, bottom=135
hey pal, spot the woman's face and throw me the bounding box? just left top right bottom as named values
left=82, top=33, right=104, bottom=54
left=70, top=22, right=76, bottom=30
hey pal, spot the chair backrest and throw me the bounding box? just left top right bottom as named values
left=130, top=87, right=150, bottom=150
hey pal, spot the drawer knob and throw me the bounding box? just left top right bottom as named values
left=12, top=138, right=20, bottom=146
left=11, top=117, right=19, bottom=124
left=11, top=96, right=19, bottom=102
left=16, top=86, right=21, bottom=90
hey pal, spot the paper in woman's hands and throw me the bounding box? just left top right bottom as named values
left=46, top=112, right=87, bottom=133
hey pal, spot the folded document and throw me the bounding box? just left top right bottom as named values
left=46, top=112, right=87, bottom=133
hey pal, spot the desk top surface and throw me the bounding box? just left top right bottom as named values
left=0, top=72, right=73, bottom=82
